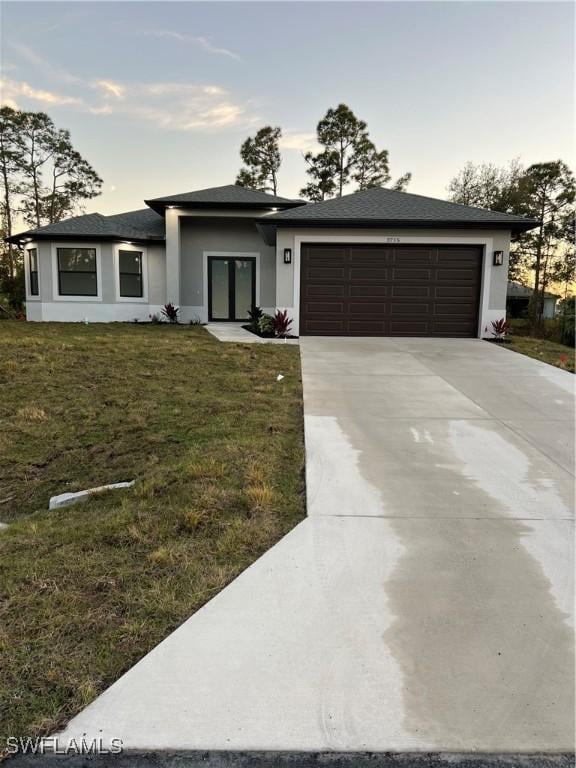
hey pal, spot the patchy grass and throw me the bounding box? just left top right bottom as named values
left=0, top=321, right=305, bottom=744
left=504, top=334, right=575, bottom=373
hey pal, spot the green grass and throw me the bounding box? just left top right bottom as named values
left=0, top=321, right=305, bottom=744
left=505, top=334, right=575, bottom=372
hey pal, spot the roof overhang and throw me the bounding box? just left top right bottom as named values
left=6, top=232, right=165, bottom=246
left=145, top=200, right=304, bottom=216
left=256, top=217, right=540, bottom=246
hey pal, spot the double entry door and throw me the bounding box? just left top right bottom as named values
left=208, top=256, right=256, bottom=322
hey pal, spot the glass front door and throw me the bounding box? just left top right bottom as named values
left=208, top=257, right=256, bottom=321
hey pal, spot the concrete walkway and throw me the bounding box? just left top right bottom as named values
left=58, top=338, right=574, bottom=756
left=206, top=322, right=299, bottom=345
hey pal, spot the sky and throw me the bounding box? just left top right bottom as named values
left=1, top=1, right=574, bottom=216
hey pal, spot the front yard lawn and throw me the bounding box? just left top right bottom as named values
left=0, top=322, right=305, bottom=745
left=505, top=334, right=575, bottom=373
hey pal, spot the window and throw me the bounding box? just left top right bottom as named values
left=28, top=248, right=39, bottom=296
left=57, top=248, right=97, bottom=296
left=118, top=250, right=143, bottom=297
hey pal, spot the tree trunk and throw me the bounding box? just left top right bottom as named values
left=0, top=128, right=15, bottom=279
left=530, top=198, right=546, bottom=334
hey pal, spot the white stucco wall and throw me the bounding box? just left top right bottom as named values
left=24, top=240, right=166, bottom=322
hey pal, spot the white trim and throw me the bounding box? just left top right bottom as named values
left=24, top=242, right=41, bottom=301
left=203, top=251, right=261, bottom=321
left=292, top=234, right=494, bottom=338
left=113, top=243, right=149, bottom=303
left=51, top=243, right=102, bottom=302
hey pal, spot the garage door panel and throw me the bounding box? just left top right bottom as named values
left=349, top=320, right=387, bottom=333
left=305, top=302, right=346, bottom=313
left=308, top=267, right=345, bottom=279
left=348, top=248, right=389, bottom=262
left=391, top=303, right=430, bottom=315
left=393, top=248, right=434, bottom=263
left=393, top=268, right=432, bottom=280
left=349, top=285, right=388, bottom=297
left=437, top=268, right=477, bottom=280
left=300, top=244, right=482, bottom=337
left=435, top=286, right=475, bottom=298
left=306, top=285, right=346, bottom=297
left=434, top=303, right=477, bottom=315
left=392, top=285, right=430, bottom=297
left=306, top=248, right=346, bottom=261
left=349, top=267, right=388, bottom=281
left=349, top=302, right=389, bottom=315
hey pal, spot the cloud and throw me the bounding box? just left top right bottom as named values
left=92, top=80, right=126, bottom=99
left=3, top=40, right=254, bottom=130
left=0, top=77, right=82, bottom=106
left=9, top=42, right=82, bottom=84
left=279, top=132, right=319, bottom=152
left=0, top=69, right=257, bottom=131
left=141, top=30, right=242, bottom=62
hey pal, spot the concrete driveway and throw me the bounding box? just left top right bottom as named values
left=302, top=337, right=574, bottom=752
left=57, top=337, right=574, bottom=759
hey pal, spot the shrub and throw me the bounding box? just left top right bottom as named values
left=161, top=303, right=179, bottom=323
left=149, top=313, right=161, bottom=324
left=490, top=317, right=509, bottom=341
left=248, top=306, right=264, bottom=331
left=273, top=309, right=293, bottom=338
left=258, top=313, right=274, bottom=336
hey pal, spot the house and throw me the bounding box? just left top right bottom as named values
left=507, top=280, right=558, bottom=319
left=8, top=184, right=538, bottom=337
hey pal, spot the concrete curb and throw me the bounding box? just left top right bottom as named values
left=5, top=752, right=575, bottom=767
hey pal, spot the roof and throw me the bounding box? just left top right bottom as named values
left=145, top=184, right=303, bottom=213
left=7, top=208, right=165, bottom=245
left=507, top=281, right=558, bottom=299
left=260, top=187, right=539, bottom=232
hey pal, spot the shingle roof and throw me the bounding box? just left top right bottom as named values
left=8, top=208, right=165, bottom=244
left=507, top=281, right=557, bottom=299
left=145, top=184, right=303, bottom=212
left=261, top=187, right=538, bottom=231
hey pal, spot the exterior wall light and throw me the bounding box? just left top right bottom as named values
left=493, top=250, right=504, bottom=266
left=283, top=248, right=292, bottom=264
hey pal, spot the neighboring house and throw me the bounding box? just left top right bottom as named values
left=9, top=184, right=538, bottom=337
left=507, top=281, right=558, bottom=319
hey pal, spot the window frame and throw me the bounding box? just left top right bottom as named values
left=51, top=243, right=102, bottom=302
left=113, top=243, right=148, bottom=303
left=25, top=244, right=40, bottom=300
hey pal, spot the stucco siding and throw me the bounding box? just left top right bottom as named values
left=179, top=218, right=276, bottom=313
left=147, top=244, right=167, bottom=306
left=24, top=240, right=167, bottom=321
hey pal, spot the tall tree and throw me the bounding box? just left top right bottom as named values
left=447, top=159, right=523, bottom=211
left=300, top=150, right=340, bottom=201
left=300, top=104, right=410, bottom=200
left=0, top=107, right=102, bottom=309
left=316, top=104, right=367, bottom=196
left=351, top=136, right=390, bottom=190
left=14, top=112, right=102, bottom=228
left=235, top=126, right=281, bottom=195
left=515, top=162, right=575, bottom=329
left=448, top=159, right=575, bottom=326
left=0, top=107, right=22, bottom=291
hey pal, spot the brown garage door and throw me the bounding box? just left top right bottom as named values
left=300, top=244, right=483, bottom=337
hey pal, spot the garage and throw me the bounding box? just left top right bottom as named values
left=300, top=244, right=483, bottom=337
